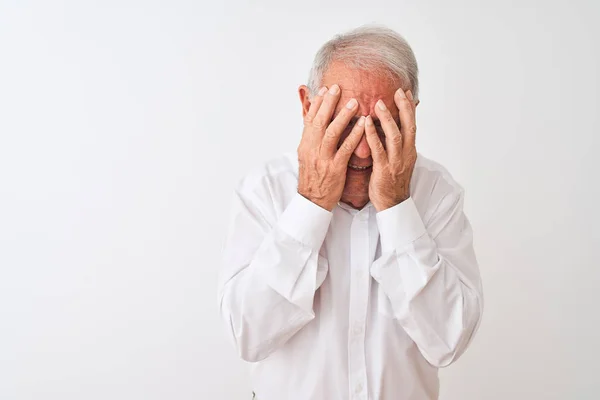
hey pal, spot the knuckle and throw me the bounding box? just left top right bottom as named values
left=324, top=127, right=337, bottom=139
left=312, top=118, right=327, bottom=129
left=341, top=141, right=354, bottom=153
left=372, top=140, right=384, bottom=152
left=407, top=150, right=418, bottom=163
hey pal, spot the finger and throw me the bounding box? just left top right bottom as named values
left=321, top=97, right=359, bottom=154
left=312, top=84, right=342, bottom=135
left=364, top=115, right=387, bottom=165
left=374, top=99, right=402, bottom=161
left=394, top=88, right=417, bottom=153
left=406, top=90, right=417, bottom=112
left=303, top=86, right=328, bottom=127
left=334, top=116, right=365, bottom=164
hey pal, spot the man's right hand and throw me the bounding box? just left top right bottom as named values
left=297, top=84, right=366, bottom=211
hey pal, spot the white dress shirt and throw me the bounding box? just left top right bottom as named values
left=218, top=152, right=483, bottom=400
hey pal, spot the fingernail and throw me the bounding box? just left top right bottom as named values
left=396, top=88, right=406, bottom=98
left=407, top=90, right=413, bottom=100
left=318, top=86, right=328, bottom=96
left=329, top=84, right=340, bottom=95
left=365, top=115, right=373, bottom=126
left=376, top=99, right=387, bottom=111
left=345, top=98, right=357, bottom=109
left=357, top=116, right=365, bottom=127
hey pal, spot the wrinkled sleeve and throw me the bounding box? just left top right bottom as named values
left=370, top=191, right=483, bottom=367
left=218, top=189, right=332, bottom=362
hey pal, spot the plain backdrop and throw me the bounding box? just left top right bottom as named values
left=1, top=0, right=598, bottom=399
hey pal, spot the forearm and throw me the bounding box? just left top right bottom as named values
left=371, top=196, right=483, bottom=367
left=218, top=193, right=332, bottom=362
left=372, top=244, right=482, bottom=366
left=219, top=247, right=325, bottom=362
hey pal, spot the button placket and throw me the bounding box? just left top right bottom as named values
left=348, top=210, right=370, bottom=399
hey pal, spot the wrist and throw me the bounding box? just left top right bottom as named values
left=374, top=195, right=409, bottom=212
left=297, top=191, right=335, bottom=212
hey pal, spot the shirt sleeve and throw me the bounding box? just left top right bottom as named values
left=370, top=192, right=483, bottom=368
left=218, top=189, right=332, bottom=362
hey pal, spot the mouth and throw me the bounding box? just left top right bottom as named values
left=348, top=163, right=373, bottom=173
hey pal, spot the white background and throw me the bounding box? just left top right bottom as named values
left=1, top=0, right=598, bottom=399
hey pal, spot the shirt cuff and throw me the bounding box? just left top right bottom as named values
left=376, top=197, right=427, bottom=253
left=277, top=193, right=333, bottom=250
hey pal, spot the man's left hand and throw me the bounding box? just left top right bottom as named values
left=365, top=88, right=418, bottom=212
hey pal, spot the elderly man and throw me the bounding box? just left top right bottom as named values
left=218, top=25, right=483, bottom=400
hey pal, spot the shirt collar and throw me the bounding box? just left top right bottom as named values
left=336, top=200, right=374, bottom=214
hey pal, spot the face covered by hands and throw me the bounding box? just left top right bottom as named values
left=298, top=62, right=419, bottom=211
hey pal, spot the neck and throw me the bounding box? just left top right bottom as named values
left=340, top=198, right=369, bottom=210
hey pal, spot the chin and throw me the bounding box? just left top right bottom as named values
left=340, top=191, right=370, bottom=210
left=342, top=178, right=370, bottom=208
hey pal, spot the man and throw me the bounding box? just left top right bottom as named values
left=218, top=25, right=483, bottom=400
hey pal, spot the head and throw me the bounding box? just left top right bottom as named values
left=298, top=25, right=420, bottom=209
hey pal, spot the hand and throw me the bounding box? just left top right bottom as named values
left=365, top=88, right=418, bottom=212
left=297, top=85, right=366, bottom=211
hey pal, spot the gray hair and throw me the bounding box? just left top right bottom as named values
left=307, top=25, right=419, bottom=101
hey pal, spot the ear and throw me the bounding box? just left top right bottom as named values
left=415, top=99, right=420, bottom=107
left=298, top=85, right=311, bottom=117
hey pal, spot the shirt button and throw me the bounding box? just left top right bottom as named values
left=355, top=383, right=363, bottom=393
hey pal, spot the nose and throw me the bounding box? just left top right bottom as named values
left=353, top=134, right=371, bottom=159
